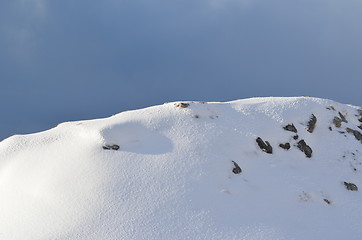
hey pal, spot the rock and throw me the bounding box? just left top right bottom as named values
left=346, top=128, right=362, bottom=143
left=328, top=126, right=332, bottom=131
left=307, top=114, right=317, bottom=133
left=333, top=117, right=342, bottom=128
left=344, top=182, right=358, bottom=191
left=232, top=161, right=242, bottom=174
left=359, top=117, right=362, bottom=123
left=283, top=124, right=297, bottom=133
left=279, top=143, right=291, bottom=150
left=103, top=144, right=120, bottom=150
left=256, top=137, right=273, bottom=154
left=175, top=103, right=189, bottom=108
left=293, top=135, right=299, bottom=140
left=326, top=106, right=336, bottom=111
left=333, top=113, right=348, bottom=128
left=323, top=199, right=332, bottom=205
left=359, top=125, right=362, bottom=131
left=338, top=112, right=348, bottom=123
left=297, top=140, right=312, bottom=158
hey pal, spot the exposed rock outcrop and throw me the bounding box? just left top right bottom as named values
left=256, top=137, right=273, bottom=154
left=297, top=140, right=312, bottom=158
left=175, top=103, right=189, bottom=108
left=103, top=144, right=120, bottom=150
left=344, top=182, right=358, bottom=191
left=333, top=112, right=348, bottom=128
left=346, top=128, right=362, bottom=143
left=338, top=112, right=348, bottom=123
left=232, top=161, right=242, bottom=174
left=283, top=124, right=297, bottom=133
left=279, top=143, right=291, bottom=150
left=307, top=114, right=317, bottom=133
left=333, top=117, right=342, bottom=128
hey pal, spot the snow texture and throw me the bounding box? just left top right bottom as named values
left=0, top=97, right=361, bottom=240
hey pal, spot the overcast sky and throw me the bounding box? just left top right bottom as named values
left=1, top=0, right=362, bottom=140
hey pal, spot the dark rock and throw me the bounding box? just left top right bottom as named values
left=346, top=128, right=362, bottom=143
left=256, top=137, right=273, bottom=154
left=359, top=117, right=362, bottom=123
left=338, top=112, right=348, bottom=123
left=333, top=113, right=348, bottom=128
left=297, top=140, right=312, bottom=158
left=323, top=199, right=331, bottom=205
left=328, top=126, right=332, bottom=131
left=103, top=144, right=120, bottom=150
left=279, top=143, right=291, bottom=150
left=358, top=125, right=362, bottom=131
left=326, top=106, right=335, bottom=111
left=232, top=161, right=242, bottom=174
left=307, top=114, right=317, bottom=133
left=175, top=103, right=189, bottom=108
left=333, top=117, right=343, bottom=128
left=344, top=182, right=358, bottom=191
left=283, top=124, right=297, bottom=133
left=293, top=135, right=299, bottom=140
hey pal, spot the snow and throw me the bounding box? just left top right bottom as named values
left=0, top=97, right=361, bottom=240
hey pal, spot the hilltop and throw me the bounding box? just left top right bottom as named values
left=0, top=97, right=361, bottom=240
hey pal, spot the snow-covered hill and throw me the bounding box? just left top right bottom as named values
left=1, top=97, right=362, bottom=240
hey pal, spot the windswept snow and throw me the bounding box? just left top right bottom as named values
left=0, top=97, right=361, bottom=240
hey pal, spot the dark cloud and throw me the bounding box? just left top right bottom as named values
left=1, top=0, right=362, bottom=140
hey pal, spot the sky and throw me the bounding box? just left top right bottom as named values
left=1, top=0, right=362, bottom=140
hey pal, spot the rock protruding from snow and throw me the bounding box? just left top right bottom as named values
left=256, top=137, right=273, bottom=154
left=175, top=102, right=189, bottom=108
left=283, top=124, right=298, bottom=133
left=232, top=161, right=242, bottom=174
left=344, top=182, right=358, bottom=191
left=297, top=139, right=313, bottom=158
left=103, top=144, right=120, bottom=150
left=346, top=128, right=362, bottom=143
left=279, top=143, right=291, bottom=150
left=307, top=114, right=317, bottom=133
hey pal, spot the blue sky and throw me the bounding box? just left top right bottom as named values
left=1, top=0, right=362, bottom=140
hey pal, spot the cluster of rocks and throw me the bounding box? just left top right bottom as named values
left=256, top=114, right=315, bottom=158
left=101, top=102, right=361, bottom=197
left=327, top=106, right=362, bottom=143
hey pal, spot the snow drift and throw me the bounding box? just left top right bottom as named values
left=0, top=97, right=361, bottom=240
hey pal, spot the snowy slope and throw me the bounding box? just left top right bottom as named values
left=0, top=97, right=362, bottom=240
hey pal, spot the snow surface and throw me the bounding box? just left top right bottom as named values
left=0, top=97, right=362, bottom=240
